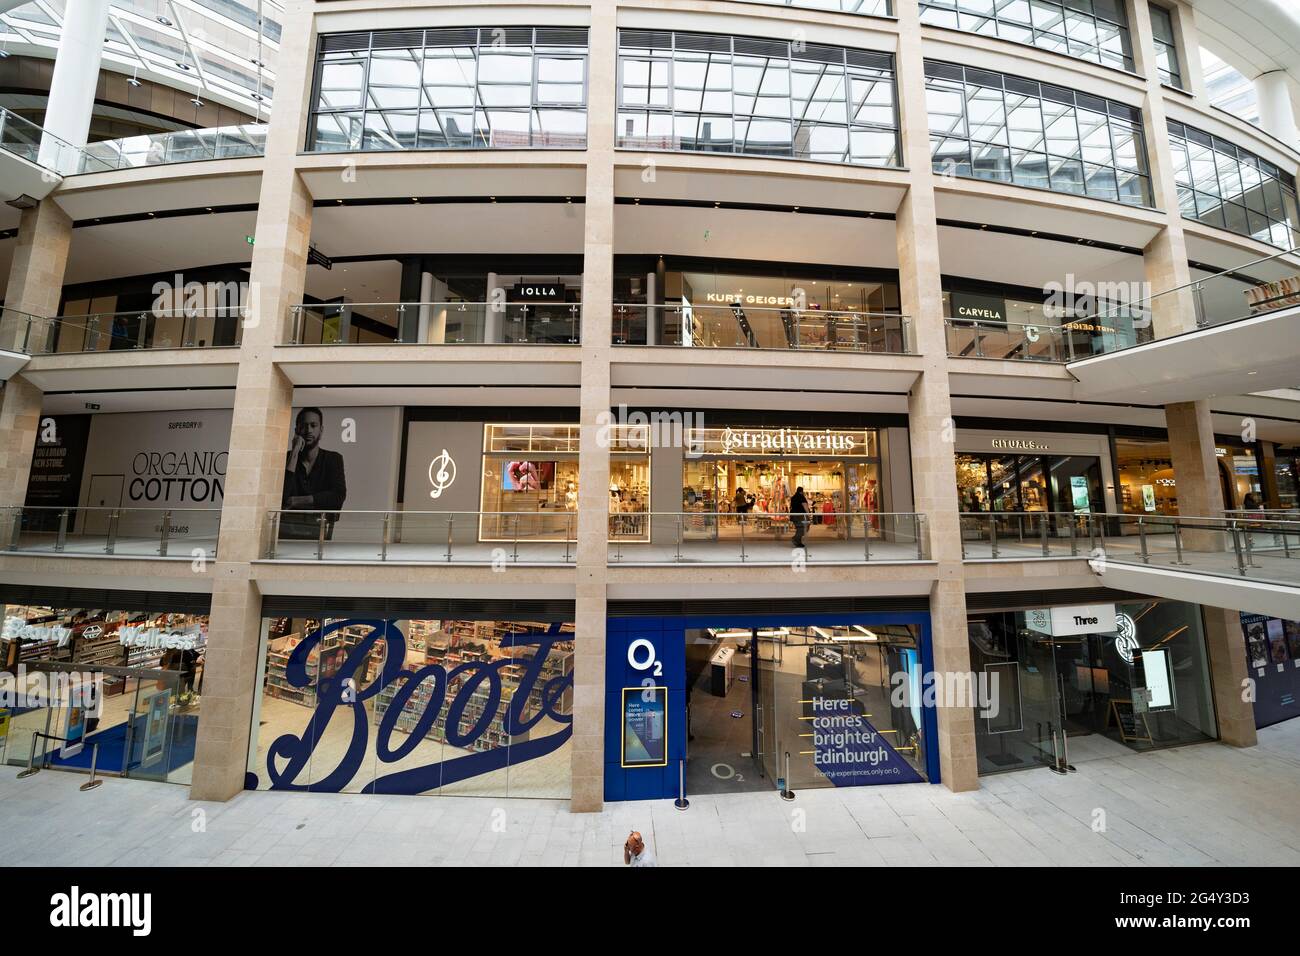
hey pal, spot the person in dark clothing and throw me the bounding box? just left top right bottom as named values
left=281, top=407, right=348, bottom=540
left=789, top=485, right=810, bottom=549
left=733, top=486, right=755, bottom=514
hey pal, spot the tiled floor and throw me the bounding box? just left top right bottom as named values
left=3, top=718, right=1298, bottom=866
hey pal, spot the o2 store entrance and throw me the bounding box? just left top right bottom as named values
left=606, top=613, right=940, bottom=802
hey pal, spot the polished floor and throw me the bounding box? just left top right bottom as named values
left=3, top=718, right=1297, bottom=866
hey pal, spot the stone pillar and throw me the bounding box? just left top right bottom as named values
left=37, top=0, right=110, bottom=173
left=1254, top=71, right=1300, bottom=152
left=570, top=0, right=616, bottom=812
left=0, top=197, right=72, bottom=509
left=895, top=0, right=977, bottom=793
left=1203, top=606, right=1257, bottom=747
left=190, top=0, right=316, bottom=802
left=6, top=199, right=73, bottom=323
left=485, top=272, right=503, bottom=343
left=0, top=377, right=42, bottom=509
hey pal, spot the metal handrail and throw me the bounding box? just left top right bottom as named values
left=286, top=300, right=582, bottom=345
left=1092, top=244, right=1300, bottom=340
left=612, top=301, right=912, bottom=352
left=23, top=308, right=246, bottom=354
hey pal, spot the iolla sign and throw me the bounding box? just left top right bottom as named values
left=247, top=620, right=573, bottom=794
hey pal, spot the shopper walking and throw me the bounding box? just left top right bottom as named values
left=790, top=485, right=810, bottom=549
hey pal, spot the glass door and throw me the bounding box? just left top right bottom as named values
left=123, top=670, right=183, bottom=782
left=969, top=617, right=1065, bottom=772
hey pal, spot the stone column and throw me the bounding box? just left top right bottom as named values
left=1203, top=607, right=1257, bottom=746
left=0, top=198, right=73, bottom=514
left=190, top=0, right=316, bottom=801
left=1254, top=71, right=1300, bottom=152
left=895, top=0, right=977, bottom=792
left=570, top=0, right=616, bottom=812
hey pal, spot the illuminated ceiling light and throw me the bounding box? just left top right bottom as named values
left=190, top=95, right=204, bottom=107
left=127, top=67, right=142, bottom=88
left=157, top=15, right=173, bottom=27
left=175, top=61, right=191, bottom=71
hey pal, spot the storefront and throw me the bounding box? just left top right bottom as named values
left=473, top=423, right=648, bottom=543
left=246, top=612, right=575, bottom=797
left=682, top=426, right=885, bottom=542
left=605, top=612, right=939, bottom=801
left=954, top=429, right=1112, bottom=517
left=1, top=602, right=206, bottom=784
left=1114, top=435, right=1262, bottom=515
left=611, top=257, right=904, bottom=350
left=966, top=599, right=1218, bottom=775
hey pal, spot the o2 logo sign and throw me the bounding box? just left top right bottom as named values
left=246, top=619, right=573, bottom=794
left=627, top=637, right=663, bottom=702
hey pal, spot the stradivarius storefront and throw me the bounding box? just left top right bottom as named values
left=604, top=611, right=940, bottom=802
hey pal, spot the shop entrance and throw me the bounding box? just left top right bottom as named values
left=684, top=627, right=771, bottom=794
left=968, top=603, right=1219, bottom=776
left=684, top=624, right=930, bottom=795
left=9, top=662, right=197, bottom=783
left=682, top=457, right=882, bottom=542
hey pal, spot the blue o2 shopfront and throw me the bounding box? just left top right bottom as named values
left=606, top=612, right=941, bottom=802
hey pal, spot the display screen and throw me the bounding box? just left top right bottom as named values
left=501, top=460, right=556, bottom=492
left=1141, top=484, right=1157, bottom=512
left=1070, top=476, right=1091, bottom=513
left=1140, top=647, right=1174, bottom=710
left=621, top=686, right=668, bottom=767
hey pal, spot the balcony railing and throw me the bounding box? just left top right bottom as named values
left=263, top=510, right=579, bottom=564
left=75, top=124, right=268, bottom=174
left=0, top=307, right=42, bottom=354
left=23, top=309, right=244, bottom=354
left=945, top=316, right=1153, bottom=362
left=614, top=303, right=912, bottom=353
left=261, top=509, right=930, bottom=566
left=287, top=301, right=581, bottom=346
left=608, top=511, right=929, bottom=565
left=0, top=107, right=82, bottom=173
left=2, top=506, right=220, bottom=560
left=1092, top=246, right=1300, bottom=348
left=961, top=510, right=1300, bottom=588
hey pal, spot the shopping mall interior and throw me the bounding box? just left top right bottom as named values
left=0, top=0, right=1299, bottom=832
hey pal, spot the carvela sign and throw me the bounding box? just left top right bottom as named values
left=1026, top=604, right=1117, bottom=637
left=950, top=291, right=1007, bottom=323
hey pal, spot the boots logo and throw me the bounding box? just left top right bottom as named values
left=427, top=449, right=457, bottom=499
left=50, top=887, right=151, bottom=936
left=248, top=620, right=573, bottom=795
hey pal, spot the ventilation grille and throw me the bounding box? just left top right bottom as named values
left=424, top=27, right=479, bottom=48
left=371, top=29, right=425, bottom=50
left=536, top=27, right=589, bottom=47
left=319, top=32, right=371, bottom=54
left=619, top=29, right=673, bottom=50
left=675, top=32, right=733, bottom=53
left=846, top=49, right=892, bottom=71
left=733, top=37, right=789, bottom=59
left=793, top=42, right=844, bottom=65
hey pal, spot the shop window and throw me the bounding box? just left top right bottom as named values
left=2, top=604, right=206, bottom=785
left=479, top=424, right=649, bottom=543
left=967, top=600, right=1217, bottom=776
left=248, top=617, right=575, bottom=797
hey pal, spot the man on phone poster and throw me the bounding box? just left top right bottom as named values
left=281, top=406, right=347, bottom=539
